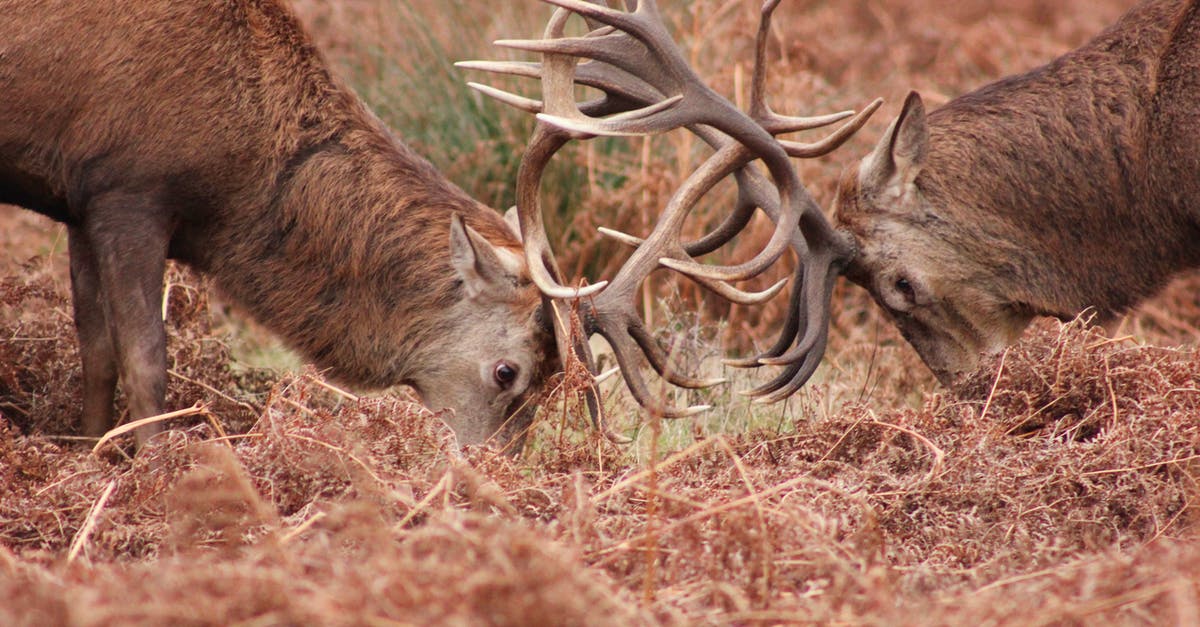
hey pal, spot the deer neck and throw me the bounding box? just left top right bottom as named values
left=209, top=117, right=517, bottom=389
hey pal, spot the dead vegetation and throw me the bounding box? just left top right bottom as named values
left=1, top=262, right=1197, bottom=624
left=3, top=0, right=1199, bottom=624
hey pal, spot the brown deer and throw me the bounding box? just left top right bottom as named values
left=0, top=0, right=565, bottom=447
left=0, top=0, right=875, bottom=446
left=829, top=0, right=1200, bottom=385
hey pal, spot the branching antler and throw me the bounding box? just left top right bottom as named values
left=459, top=0, right=878, bottom=417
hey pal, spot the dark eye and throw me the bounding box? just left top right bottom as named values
left=493, top=362, right=518, bottom=389
left=895, top=277, right=915, bottom=301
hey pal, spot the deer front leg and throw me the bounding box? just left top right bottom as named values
left=81, top=195, right=171, bottom=447
left=68, top=226, right=120, bottom=438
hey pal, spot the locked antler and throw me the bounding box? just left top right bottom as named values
left=459, top=0, right=878, bottom=415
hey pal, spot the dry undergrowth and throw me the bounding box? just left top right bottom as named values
left=1, top=267, right=1197, bottom=625
left=4, top=0, right=1200, bottom=624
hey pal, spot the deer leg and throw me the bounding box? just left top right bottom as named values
left=68, top=226, right=119, bottom=438
left=82, top=195, right=171, bottom=447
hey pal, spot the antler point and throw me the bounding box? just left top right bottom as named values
left=593, top=366, right=621, bottom=384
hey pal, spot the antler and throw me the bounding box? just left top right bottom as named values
left=459, top=0, right=878, bottom=416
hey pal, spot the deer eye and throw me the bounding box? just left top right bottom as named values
left=493, top=361, right=519, bottom=389
left=887, top=276, right=923, bottom=312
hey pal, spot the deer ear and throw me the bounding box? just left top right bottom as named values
left=859, top=91, right=928, bottom=201
left=503, top=206, right=523, bottom=242
left=449, top=214, right=521, bottom=300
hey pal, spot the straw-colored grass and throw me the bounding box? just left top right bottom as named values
left=3, top=0, right=1199, bottom=624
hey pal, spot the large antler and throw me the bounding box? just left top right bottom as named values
left=459, top=0, right=878, bottom=416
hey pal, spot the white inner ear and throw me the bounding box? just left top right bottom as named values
left=494, top=246, right=525, bottom=276
left=858, top=121, right=923, bottom=203
left=449, top=216, right=486, bottom=299
left=503, top=206, right=522, bottom=241
left=858, top=128, right=891, bottom=184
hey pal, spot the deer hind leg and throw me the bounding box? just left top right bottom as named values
left=78, top=195, right=171, bottom=447
left=68, top=226, right=119, bottom=438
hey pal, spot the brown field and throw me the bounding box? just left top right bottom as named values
left=3, top=0, right=1199, bottom=624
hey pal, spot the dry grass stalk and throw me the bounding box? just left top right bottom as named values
left=90, top=404, right=208, bottom=454
left=64, top=479, right=116, bottom=565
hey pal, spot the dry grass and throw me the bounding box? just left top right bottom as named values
left=3, top=0, right=1200, bottom=624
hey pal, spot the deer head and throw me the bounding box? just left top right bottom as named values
left=410, top=213, right=557, bottom=447
left=834, top=92, right=1042, bottom=385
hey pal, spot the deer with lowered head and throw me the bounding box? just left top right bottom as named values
left=828, top=0, right=1200, bottom=385
left=2, top=0, right=560, bottom=447
left=0, top=0, right=876, bottom=447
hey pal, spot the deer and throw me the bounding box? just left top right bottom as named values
left=1, top=0, right=564, bottom=448
left=0, top=0, right=877, bottom=448
left=827, top=0, right=1200, bottom=386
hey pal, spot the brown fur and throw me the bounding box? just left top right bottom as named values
left=0, top=0, right=553, bottom=446
left=835, top=0, right=1200, bottom=383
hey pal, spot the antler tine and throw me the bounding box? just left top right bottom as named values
left=757, top=226, right=847, bottom=366
left=603, top=337, right=712, bottom=418
left=536, top=95, right=688, bottom=137
left=740, top=240, right=845, bottom=403
left=596, top=164, right=791, bottom=308
left=601, top=236, right=788, bottom=307
left=677, top=168, right=766, bottom=258
left=695, top=275, right=788, bottom=305
left=459, top=47, right=673, bottom=123
left=762, top=110, right=855, bottom=134
left=594, top=137, right=785, bottom=306
left=744, top=0, right=878, bottom=154
left=747, top=0, right=867, bottom=140
left=456, top=59, right=541, bottom=80
left=598, top=225, right=789, bottom=306
left=723, top=259, right=808, bottom=368
left=494, top=32, right=672, bottom=91
left=598, top=207, right=789, bottom=305
left=743, top=326, right=829, bottom=403
left=464, top=81, right=544, bottom=115
left=778, top=98, right=883, bottom=158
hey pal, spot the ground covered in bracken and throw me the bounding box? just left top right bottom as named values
left=3, top=1, right=1199, bottom=624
